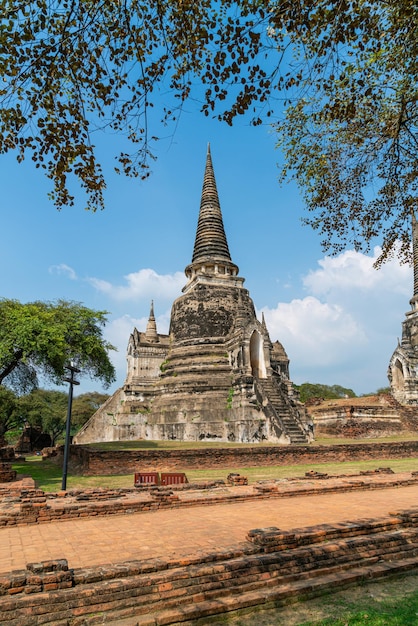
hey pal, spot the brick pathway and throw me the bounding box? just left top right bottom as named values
left=1, top=483, right=418, bottom=575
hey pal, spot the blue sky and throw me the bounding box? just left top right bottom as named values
left=1, top=108, right=412, bottom=397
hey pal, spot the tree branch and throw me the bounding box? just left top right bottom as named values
left=0, top=348, right=24, bottom=385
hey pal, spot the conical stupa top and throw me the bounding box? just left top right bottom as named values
left=413, top=212, right=418, bottom=298
left=145, top=300, right=159, bottom=342
left=191, top=144, right=232, bottom=263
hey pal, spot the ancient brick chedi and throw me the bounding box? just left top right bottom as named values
left=388, top=212, right=418, bottom=404
left=74, top=146, right=311, bottom=444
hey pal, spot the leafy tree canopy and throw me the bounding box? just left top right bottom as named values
left=0, top=1, right=416, bottom=263
left=17, top=388, right=68, bottom=445
left=275, top=0, right=417, bottom=267
left=0, top=388, right=109, bottom=444
left=296, top=382, right=357, bottom=404
left=0, top=386, right=18, bottom=439
left=71, top=391, right=110, bottom=430
left=0, top=299, right=116, bottom=393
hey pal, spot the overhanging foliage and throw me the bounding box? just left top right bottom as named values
left=0, top=1, right=416, bottom=263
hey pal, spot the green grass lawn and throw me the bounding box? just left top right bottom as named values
left=218, top=572, right=418, bottom=625
left=12, top=447, right=418, bottom=492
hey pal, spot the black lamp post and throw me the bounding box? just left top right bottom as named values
left=61, top=363, right=80, bottom=491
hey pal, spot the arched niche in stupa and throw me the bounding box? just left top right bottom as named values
left=392, top=358, right=406, bottom=394
left=250, top=330, right=267, bottom=379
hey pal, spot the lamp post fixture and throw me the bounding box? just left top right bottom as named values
left=62, top=363, right=80, bottom=491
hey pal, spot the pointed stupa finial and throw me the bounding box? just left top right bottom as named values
left=412, top=211, right=418, bottom=299
left=409, top=211, right=418, bottom=310
left=145, top=300, right=159, bottom=342
left=191, top=144, right=233, bottom=263
left=183, top=145, right=242, bottom=292
left=261, top=311, right=272, bottom=346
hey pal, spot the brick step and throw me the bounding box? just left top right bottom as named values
left=279, top=421, right=302, bottom=430
left=256, top=381, right=309, bottom=441
left=279, top=424, right=303, bottom=432
left=3, top=517, right=418, bottom=625
left=4, top=534, right=418, bottom=626
left=285, top=435, right=309, bottom=444
left=56, top=553, right=413, bottom=626
left=285, top=435, right=308, bottom=444
left=108, top=555, right=418, bottom=626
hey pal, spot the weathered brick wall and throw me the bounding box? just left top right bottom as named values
left=2, top=510, right=418, bottom=625
left=57, top=441, right=418, bottom=475
left=4, top=473, right=418, bottom=528
left=316, top=419, right=405, bottom=438
left=0, top=447, right=16, bottom=461
left=0, top=462, right=16, bottom=482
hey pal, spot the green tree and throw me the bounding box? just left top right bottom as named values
left=275, top=1, right=417, bottom=267
left=1, top=2, right=416, bottom=263
left=2, top=0, right=268, bottom=210
left=362, top=387, right=391, bottom=397
left=296, top=383, right=356, bottom=404
left=71, top=392, right=110, bottom=430
left=376, top=387, right=391, bottom=395
left=0, top=299, right=116, bottom=393
left=0, top=386, right=19, bottom=440
left=17, top=389, right=68, bottom=445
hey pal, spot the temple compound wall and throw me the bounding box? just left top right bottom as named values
left=52, top=440, right=418, bottom=476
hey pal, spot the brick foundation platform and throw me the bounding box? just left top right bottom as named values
left=1, top=471, right=418, bottom=624
left=1, top=470, right=418, bottom=527
left=1, top=509, right=418, bottom=625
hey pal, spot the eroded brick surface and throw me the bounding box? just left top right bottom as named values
left=1, top=471, right=418, bottom=624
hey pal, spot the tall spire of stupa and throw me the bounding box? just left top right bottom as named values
left=412, top=211, right=418, bottom=303
left=191, top=144, right=233, bottom=263
left=184, top=145, right=240, bottom=289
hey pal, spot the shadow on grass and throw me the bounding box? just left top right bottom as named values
left=86, top=439, right=305, bottom=451
left=88, top=440, right=160, bottom=450
left=84, top=435, right=418, bottom=451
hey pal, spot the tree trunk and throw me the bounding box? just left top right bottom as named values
left=0, top=349, right=24, bottom=385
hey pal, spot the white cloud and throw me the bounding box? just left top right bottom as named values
left=48, top=264, right=77, bottom=280
left=304, top=247, right=411, bottom=297
left=87, top=268, right=185, bottom=301
left=261, top=296, right=366, bottom=368
left=261, top=248, right=412, bottom=394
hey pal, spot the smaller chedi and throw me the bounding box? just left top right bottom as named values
left=388, top=213, right=418, bottom=404
left=75, top=146, right=311, bottom=445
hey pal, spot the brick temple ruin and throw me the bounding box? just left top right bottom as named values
left=74, top=146, right=311, bottom=445
left=306, top=212, right=418, bottom=436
